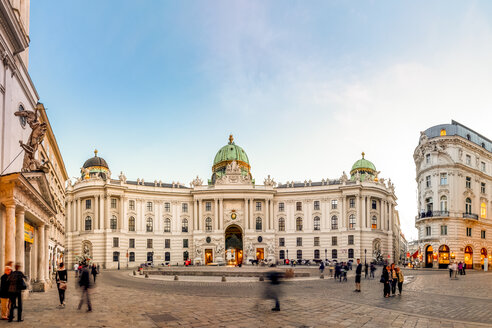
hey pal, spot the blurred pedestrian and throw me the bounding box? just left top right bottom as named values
left=319, top=261, right=325, bottom=274
left=73, top=263, right=79, bottom=278
left=370, top=263, right=376, bottom=279
left=354, top=259, right=362, bottom=292
left=56, top=262, right=68, bottom=307
left=77, top=262, right=92, bottom=312
left=381, top=265, right=391, bottom=298
left=458, top=262, right=463, bottom=275
left=396, top=267, right=404, bottom=295
left=1, top=265, right=12, bottom=320
left=8, top=263, right=27, bottom=322
left=91, top=264, right=98, bottom=283
left=364, top=263, right=368, bottom=279
left=264, top=271, right=283, bottom=311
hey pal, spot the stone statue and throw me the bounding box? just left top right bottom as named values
left=14, top=103, right=48, bottom=172
left=195, top=247, right=202, bottom=256
left=190, top=175, right=203, bottom=187
left=119, top=171, right=127, bottom=183
left=215, top=243, right=224, bottom=255
left=80, top=167, right=90, bottom=179
left=264, top=175, right=276, bottom=186
left=246, top=243, right=254, bottom=257
left=340, top=171, right=348, bottom=182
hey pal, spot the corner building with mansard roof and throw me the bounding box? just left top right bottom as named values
left=66, top=136, right=400, bottom=269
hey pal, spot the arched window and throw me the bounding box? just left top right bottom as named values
left=147, top=252, right=153, bottom=262
left=348, top=248, right=354, bottom=259
left=481, top=202, right=487, bottom=218
left=17, top=105, right=26, bottom=127
left=371, top=216, right=377, bottom=229
left=164, top=218, right=171, bottom=232
left=440, top=196, right=448, bottom=212
left=465, top=198, right=472, bottom=214
left=146, top=217, right=153, bottom=232
left=297, top=250, right=302, bottom=260
left=278, top=217, right=285, bottom=231
left=331, top=216, right=338, bottom=230
left=256, top=217, right=262, bottom=231
left=128, top=217, right=135, bottom=232
left=296, top=217, right=303, bottom=231
left=85, top=216, right=92, bottom=231
left=349, top=214, right=356, bottom=230
left=279, top=250, right=285, bottom=260
left=182, top=219, right=188, bottom=232
left=332, top=249, right=337, bottom=259
left=314, top=249, right=320, bottom=259
left=313, top=216, right=320, bottom=231
left=205, top=217, right=212, bottom=232
left=110, top=215, right=117, bottom=230
left=129, top=252, right=135, bottom=262
left=165, top=252, right=171, bottom=262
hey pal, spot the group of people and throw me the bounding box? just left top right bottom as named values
left=0, top=262, right=27, bottom=322
left=448, top=261, right=467, bottom=278
left=380, top=263, right=404, bottom=298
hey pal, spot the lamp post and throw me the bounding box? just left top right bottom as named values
left=364, top=249, right=367, bottom=266
left=325, top=249, right=327, bottom=261
left=286, top=249, right=289, bottom=262
left=118, top=252, right=120, bottom=270
left=126, top=249, right=129, bottom=269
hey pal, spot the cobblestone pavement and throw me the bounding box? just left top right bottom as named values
left=0, top=268, right=490, bottom=328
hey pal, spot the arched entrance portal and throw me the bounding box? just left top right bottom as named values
left=225, top=225, right=243, bottom=265
left=464, top=246, right=473, bottom=269
left=438, top=245, right=450, bottom=269
left=480, top=248, right=487, bottom=268
left=425, top=245, right=434, bottom=268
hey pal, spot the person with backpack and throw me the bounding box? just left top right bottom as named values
left=8, top=263, right=26, bottom=322
left=56, top=262, right=68, bottom=307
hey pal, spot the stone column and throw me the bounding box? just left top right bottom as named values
left=94, top=196, right=99, bottom=230
left=265, top=199, right=270, bottom=230
left=341, top=197, right=346, bottom=228
left=120, top=196, right=125, bottom=231
left=105, top=195, right=110, bottom=230
left=66, top=200, right=71, bottom=232
left=15, top=208, right=25, bottom=271
left=4, top=204, right=16, bottom=266
left=249, top=199, right=253, bottom=231
left=77, top=198, right=82, bottom=231
left=44, top=225, right=50, bottom=281
left=193, top=200, right=198, bottom=231
left=32, top=228, right=37, bottom=283
left=37, top=225, right=45, bottom=282
left=0, top=207, right=5, bottom=272
left=244, top=199, right=248, bottom=230
left=381, top=200, right=385, bottom=231
left=214, top=199, right=219, bottom=231
left=99, top=195, right=105, bottom=230
left=365, top=197, right=369, bottom=229
left=270, top=200, right=274, bottom=232
left=219, top=198, right=224, bottom=230
left=198, top=200, right=202, bottom=231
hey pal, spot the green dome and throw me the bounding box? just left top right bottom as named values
left=350, top=152, right=377, bottom=181
left=213, top=135, right=250, bottom=168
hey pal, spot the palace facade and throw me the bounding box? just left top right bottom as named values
left=414, top=120, right=492, bottom=269
left=66, top=136, right=400, bottom=269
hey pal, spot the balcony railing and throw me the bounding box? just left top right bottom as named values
left=418, top=210, right=449, bottom=219
left=463, top=213, right=479, bottom=220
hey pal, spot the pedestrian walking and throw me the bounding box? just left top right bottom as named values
left=0, top=265, right=12, bottom=320
left=396, top=267, right=404, bottom=295
left=264, top=270, right=283, bottom=311
left=370, top=263, right=376, bottom=279
left=452, top=262, right=458, bottom=279
left=319, top=261, right=325, bottom=275
left=381, top=265, right=391, bottom=298
left=334, top=263, right=340, bottom=281
left=77, top=262, right=92, bottom=312
left=448, top=263, right=453, bottom=278
left=91, top=264, right=98, bottom=283
left=7, top=263, right=27, bottom=322
left=364, top=263, right=368, bottom=279
left=462, top=263, right=466, bottom=275
left=458, top=262, right=463, bottom=275
left=354, top=259, right=362, bottom=292
left=56, top=263, right=68, bottom=307
left=73, top=263, right=79, bottom=278
left=390, top=263, right=397, bottom=296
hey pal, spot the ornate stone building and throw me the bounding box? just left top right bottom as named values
left=66, top=136, right=400, bottom=269
left=0, top=0, right=68, bottom=291
left=414, top=120, right=492, bottom=269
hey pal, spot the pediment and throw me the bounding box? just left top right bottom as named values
left=22, top=172, right=57, bottom=213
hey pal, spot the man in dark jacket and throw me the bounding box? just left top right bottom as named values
left=8, top=264, right=26, bottom=322
left=77, top=262, right=92, bottom=312
left=1, top=265, right=12, bottom=320
left=354, top=259, right=362, bottom=292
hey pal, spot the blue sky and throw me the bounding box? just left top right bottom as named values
left=29, top=1, right=492, bottom=240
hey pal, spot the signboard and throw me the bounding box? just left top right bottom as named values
left=24, top=222, right=34, bottom=243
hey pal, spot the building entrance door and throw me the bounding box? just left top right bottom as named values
left=438, top=245, right=450, bottom=269
left=425, top=245, right=433, bottom=268
left=205, top=249, right=213, bottom=265
left=225, top=225, right=243, bottom=265
left=256, top=248, right=264, bottom=261
left=464, top=246, right=473, bottom=269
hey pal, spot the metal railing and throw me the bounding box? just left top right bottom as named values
left=418, top=210, right=449, bottom=219
left=463, top=213, right=479, bottom=220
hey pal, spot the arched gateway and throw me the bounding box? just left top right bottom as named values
left=425, top=245, right=434, bottom=268
left=225, top=225, right=243, bottom=265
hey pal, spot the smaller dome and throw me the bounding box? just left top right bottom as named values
left=350, top=152, right=377, bottom=181
left=83, top=149, right=108, bottom=169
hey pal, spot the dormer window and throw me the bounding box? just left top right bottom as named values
left=440, top=129, right=446, bottom=136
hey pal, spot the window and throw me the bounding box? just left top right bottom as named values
left=111, top=198, right=117, bottom=209
left=182, top=203, right=188, bottom=213
left=164, top=218, right=171, bottom=232
left=129, top=252, right=135, bottom=262
left=256, top=202, right=262, bottom=211
left=113, top=237, right=119, bottom=247
left=165, top=252, right=170, bottom=262
left=466, top=176, right=471, bottom=189
left=183, top=239, right=188, bottom=248
left=348, top=214, right=356, bottom=230
left=296, top=237, right=302, bottom=246
left=481, top=202, right=487, bottom=219
left=278, top=202, right=285, bottom=212
left=466, top=154, right=471, bottom=165
left=372, top=216, right=377, bottom=229
left=129, top=200, right=135, bottom=210
left=466, top=227, right=472, bottom=237
left=147, top=239, right=153, bottom=248
left=440, top=129, right=446, bottom=136
left=110, top=215, right=117, bottom=230
left=331, top=200, right=338, bottom=209
left=85, top=199, right=91, bottom=209
left=425, top=154, right=431, bottom=164
left=146, top=202, right=153, bottom=212
left=205, top=202, right=211, bottom=212
left=17, top=105, right=26, bottom=127
left=314, top=237, right=320, bottom=246
left=440, top=196, right=448, bottom=212
left=481, top=161, right=486, bottom=172
left=314, top=201, right=320, bottom=211
left=441, top=225, right=447, bottom=235
left=440, top=173, right=447, bottom=185
left=466, top=134, right=471, bottom=140
left=372, top=200, right=377, bottom=210
left=85, top=216, right=92, bottom=231
left=426, top=176, right=431, bottom=188
left=331, top=216, right=338, bottom=230
left=183, top=251, right=189, bottom=261
left=205, top=217, right=212, bottom=232
left=147, top=252, right=153, bottom=262
left=146, top=218, right=153, bottom=232
left=165, top=239, right=170, bottom=248
left=278, top=218, right=285, bottom=231
left=465, top=198, right=472, bottom=214
left=426, top=197, right=433, bottom=213
left=313, top=216, right=320, bottom=231
left=425, top=226, right=431, bottom=236
left=349, top=198, right=355, bottom=208
left=128, top=217, right=136, bottom=232
left=279, top=238, right=285, bottom=247
left=256, top=217, right=262, bottom=231
left=348, top=249, right=354, bottom=259
left=279, top=250, right=285, bottom=260
left=348, top=235, right=354, bottom=245
left=481, top=230, right=486, bottom=239
left=129, top=238, right=135, bottom=248
left=481, top=183, right=486, bottom=194
left=297, top=250, right=302, bottom=260
left=332, top=236, right=337, bottom=246
left=296, top=202, right=302, bottom=211
left=113, top=252, right=119, bottom=262
left=296, top=217, right=303, bottom=231
left=182, top=219, right=188, bottom=232
left=314, top=249, right=320, bottom=259
left=165, top=202, right=170, bottom=212
left=332, top=249, right=337, bottom=259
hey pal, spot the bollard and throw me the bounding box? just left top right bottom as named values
left=145, top=273, right=149, bottom=278
left=259, top=276, right=264, bottom=281
left=320, top=274, right=324, bottom=279
left=133, top=270, right=136, bottom=276
left=174, top=275, right=179, bottom=281
left=222, top=275, right=226, bottom=282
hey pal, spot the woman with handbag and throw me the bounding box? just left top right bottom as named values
left=56, top=263, right=68, bottom=308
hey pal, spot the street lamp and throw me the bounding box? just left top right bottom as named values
left=364, top=249, right=367, bottom=266
left=286, top=249, right=289, bottom=261
left=325, top=249, right=327, bottom=261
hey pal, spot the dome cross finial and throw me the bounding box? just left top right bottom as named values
left=361, top=151, right=365, bottom=159
left=94, top=149, right=98, bottom=157
left=229, top=134, right=234, bottom=144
